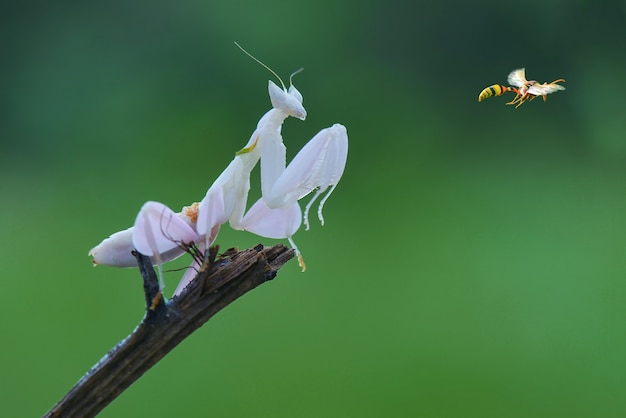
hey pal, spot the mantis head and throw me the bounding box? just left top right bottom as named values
left=233, top=42, right=307, bottom=120
left=268, top=80, right=306, bottom=120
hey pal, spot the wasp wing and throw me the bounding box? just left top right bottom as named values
left=507, top=68, right=528, bottom=88
left=527, top=83, right=565, bottom=96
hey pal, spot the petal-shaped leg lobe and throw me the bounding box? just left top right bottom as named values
left=240, top=199, right=302, bottom=239
left=89, top=227, right=138, bottom=267
left=132, top=201, right=200, bottom=257
left=90, top=226, right=188, bottom=267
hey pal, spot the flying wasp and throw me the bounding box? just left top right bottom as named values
left=505, top=68, right=565, bottom=108
left=478, top=68, right=565, bottom=108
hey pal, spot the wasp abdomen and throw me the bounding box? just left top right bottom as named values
left=478, top=84, right=510, bottom=102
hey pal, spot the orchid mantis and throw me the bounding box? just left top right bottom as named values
left=89, top=46, right=348, bottom=294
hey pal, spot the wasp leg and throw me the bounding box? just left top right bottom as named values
left=506, top=96, right=518, bottom=105
left=514, top=94, right=531, bottom=108
left=526, top=95, right=543, bottom=105
left=505, top=88, right=523, bottom=106
left=507, top=94, right=523, bottom=106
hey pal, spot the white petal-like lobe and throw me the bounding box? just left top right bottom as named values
left=132, top=201, right=200, bottom=257
left=89, top=227, right=137, bottom=267
left=89, top=206, right=199, bottom=267
left=241, top=199, right=302, bottom=239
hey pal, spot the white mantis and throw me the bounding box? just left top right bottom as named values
left=88, top=46, right=348, bottom=295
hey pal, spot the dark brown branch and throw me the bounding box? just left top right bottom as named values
left=44, top=244, right=294, bottom=418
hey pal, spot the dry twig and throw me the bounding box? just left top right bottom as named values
left=44, top=244, right=294, bottom=418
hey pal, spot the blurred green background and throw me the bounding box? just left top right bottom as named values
left=2, top=0, right=626, bottom=416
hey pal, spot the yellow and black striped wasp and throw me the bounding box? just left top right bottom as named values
left=478, top=68, right=565, bottom=108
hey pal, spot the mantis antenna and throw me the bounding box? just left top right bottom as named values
left=234, top=41, right=294, bottom=91
left=289, top=68, right=304, bottom=87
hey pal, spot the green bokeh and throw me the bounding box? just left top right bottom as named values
left=2, top=1, right=626, bottom=416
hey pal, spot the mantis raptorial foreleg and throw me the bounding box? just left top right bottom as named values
left=180, top=55, right=348, bottom=271
left=195, top=76, right=307, bottom=244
